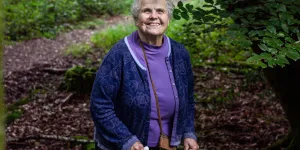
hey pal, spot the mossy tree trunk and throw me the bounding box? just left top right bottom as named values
left=251, top=43, right=300, bottom=150
left=263, top=60, right=300, bottom=150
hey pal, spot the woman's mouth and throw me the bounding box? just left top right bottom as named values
left=146, top=23, right=161, bottom=26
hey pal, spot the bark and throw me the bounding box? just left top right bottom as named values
left=262, top=58, right=300, bottom=150
left=250, top=42, right=300, bottom=149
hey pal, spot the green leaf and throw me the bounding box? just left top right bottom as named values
left=257, top=61, right=268, bottom=68
left=203, top=15, right=215, bottom=22
left=279, top=12, right=294, bottom=25
left=203, top=4, right=213, bottom=8
left=247, top=14, right=255, bottom=22
left=240, top=18, right=249, bottom=24
left=263, top=37, right=284, bottom=48
left=179, top=6, right=188, bottom=13
left=277, top=4, right=286, bottom=12
left=246, top=54, right=267, bottom=68
left=284, top=37, right=295, bottom=43
left=286, top=49, right=300, bottom=61
left=178, top=1, right=184, bottom=9
left=260, top=52, right=276, bottom=67
left=274, top=55, right=289, bottom=67
left=267, top=59, right=276, bottom=68
left=261, top=52, right=273, bottom=60
left=239, top=39, right=252, bottom=48
left=290, top=27, right=299, bottom=34
left=173, top=13, right=181, bottom=20
left=173, top=8, right=181, bottom=15
left=269, top=8, right=277, bottom=16
left=290, top=5, right=299, bottom=13
left=258, top=44, right=268, bottom=51
left=248, top=30, right=258, bottom=37
left=186, top=4, right=193, bottom=13
left=295, top=43, right=300, bottom=52
left=246, top=53, right=262, bottom=63
left=193, top=21, right=203, bottom=25
left=267, top=25, right=276, bottom=34
left=181, top=11, right=190, bottom=21
left=268, top=47, right=278, bottom=54
left=257, top=30, right=266, bottom=37
left=281, top=23, right=289, bottom=33
left=276, top=32, right=285, bottom=37
left=204, top=0, right=214, bottom=5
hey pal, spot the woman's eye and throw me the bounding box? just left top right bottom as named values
left=144, top=9, right=151, bottom=13
left=157, top=9, right=165, bottom=14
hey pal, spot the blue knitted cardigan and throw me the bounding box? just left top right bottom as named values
left=90, top=36, right=197, bottom=150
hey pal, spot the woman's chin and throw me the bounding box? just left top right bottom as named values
left=145, top=30, right=164, bottom=37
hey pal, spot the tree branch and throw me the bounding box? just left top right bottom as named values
left=40, top=68, right=68, bottom=74
left=6, top=134, right=94, bottom=143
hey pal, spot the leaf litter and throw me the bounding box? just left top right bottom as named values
left=4, top=16, right=289, bottom=150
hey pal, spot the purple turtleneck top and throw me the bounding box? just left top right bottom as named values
left=126, top=31, right=176, bottom=147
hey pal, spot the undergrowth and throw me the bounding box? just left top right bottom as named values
left=4, top=0, right=133, bottom=41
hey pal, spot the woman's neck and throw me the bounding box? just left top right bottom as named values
left=138, top=31, right=163, bottom=46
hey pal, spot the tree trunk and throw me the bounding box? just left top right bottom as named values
left=249, top=42, right=300, bottom=149
left=262, top=59, right=300, bottom=150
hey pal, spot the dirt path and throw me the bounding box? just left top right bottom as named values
left=4, top=15, right=134, bottom=150
left=3, top=15, right=133, bottom=77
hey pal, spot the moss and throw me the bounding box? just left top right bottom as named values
left=5, top=110, right=22, bottom=125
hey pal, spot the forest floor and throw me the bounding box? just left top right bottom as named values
left=4, top=15, right=289, bottom=150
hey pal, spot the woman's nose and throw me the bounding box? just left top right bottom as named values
left=149, top=11, right=158, bottom=19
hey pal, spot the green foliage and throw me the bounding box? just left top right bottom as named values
left=72, top=136, right=95, bottom=150
left=73, top=135, right=89, bottom=140
left=174, top=0, right=300, bottom=68
left=65, top=43, right=93, bottom=58
left=91, top=23, right=136, bottom=51
left=167, top=8, right=249, bottom=66
left=85, top=143, right=95, bottom=150
left=6, top=96, right=30, bottom=112
left=74, top=19, right=105, bottom=30
left=4, top=0, right=81, bottom=40
left=62, top=66, right=97, bottom=94
left=4, top=89, right=44, bottom=125
left=5, top=110, right=22, bottom=125
left=4, top=0, right=133, bottom=41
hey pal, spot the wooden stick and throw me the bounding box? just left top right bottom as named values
left=6, top=134, right=94, bottom=143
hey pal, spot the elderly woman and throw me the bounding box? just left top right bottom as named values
left=90, top=0, right=199, bottom=149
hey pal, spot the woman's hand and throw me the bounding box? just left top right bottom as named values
left=184, top=138, right=199, bottom=150
left=130, top=142, right=144, bottom=150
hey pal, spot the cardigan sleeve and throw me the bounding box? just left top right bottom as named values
left=90, top=46, right=139, bottom=150
left=182, top=45, right=198, bottom=141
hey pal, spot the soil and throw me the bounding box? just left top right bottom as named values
left=4, top=15, right=289, bottom=150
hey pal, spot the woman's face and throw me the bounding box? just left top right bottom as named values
left=136, top=0, right=169, bottom=38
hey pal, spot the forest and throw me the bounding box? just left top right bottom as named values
left=2, top=0, right=300, bottom=149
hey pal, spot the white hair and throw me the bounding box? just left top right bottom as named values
left=131, top=0, right=175, bottom=21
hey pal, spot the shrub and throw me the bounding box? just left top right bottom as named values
left=65, top=43, right=93, bottom=58
left=62, top=66, right=97, bottom=94
left=4, top=0, right=133, bottom=41
left=91, top=23, right=136, bottom=51
left=166, top=17, right=250, bottom=66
